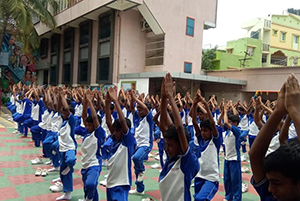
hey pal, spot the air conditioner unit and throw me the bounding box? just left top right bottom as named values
left=141, top=19, right=151, bottom=32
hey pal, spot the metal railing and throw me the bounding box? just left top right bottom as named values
left=262, top=44, right=270, bottom=51
left=55, top=0, right=84, bottom=15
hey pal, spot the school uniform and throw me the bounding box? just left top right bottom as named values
left=74, top=103, right=83, bottom=126
left=193, top=128, right=223, bottom=201
left=251, top=177, right=277, bottom=201
left=7, top=94, right=17, bottom=115
left=159, top=147, right=199, bottom=201
left=81, top=125, right=106, bottom=201
left=13, top=98, right=32, bottom=136
left=58, top=113, right=77, bottom=193
left=248, top=121, right=259, bottom=148
left=238, top=113, right=250, bottom=154
left=24, top=99, right=41, bottom=138
left=180, top=110, right=186, bottom=127
left=43, top=112, right=63, bottom=166
left=31, top=108, right=51, bottom=147
left=185, top=108, right=194, bottom=141
left=132, top=110, right=154, bottom=193
left=106, top=129, right=136, bottom=201
left=223, top=125, right=242, bottom=201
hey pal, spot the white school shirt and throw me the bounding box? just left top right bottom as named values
left=181, top=111, right=186, bottom=125
left=74, top=103, right=83, bottom=117
left=224, top=126, right=241, bottom=161
left=50, top=112, right=63, bottom=133
left=135, top=112, right=153, bottom=147
left=266, top=134, right=280, bottom=157
left=58, top=120, right=76, bottom=152
left=238, top=114, right=249, bottom=131
left=46, top=111, right=54, bottom=131
left=248, top=121, right=259, bottom=136
left=288, top=123, right=297, bottom=139
left=81, top=126, right=105, bottom=169
left=101, top=114, right=115, bottom=137
left=31, top=102, right=40, bottom=121
left=196, top=139, right=220, bottom=182
left=10, top=95, right=15, bottom=105
left=16, top=98, right=23, bottom=114
left=187, top=112, right=193, bottom=126
left=38, top=110, right=50, bottom=129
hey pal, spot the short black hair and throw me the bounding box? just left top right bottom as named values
left=181, top=100, right=186, bottom=106
left=200, top=119, right=212, bottom=131
left=144, top=102, right=152, bottom=111
left=263, top=138, right=300, bottom=182
left=69, top=105, right=75, bottom=115
left=238, top=106, right=245, bottom=112
left=164, top=125, right=190, bottom=144
left=86, top=115, right=102, bottom=125
left=228, top=114, right=240, bottom=124
left=110, top=103, right=114, bottom=111
left=197, top=106, right=203, bottom=114
left=113, top=118, right=131, bottom=130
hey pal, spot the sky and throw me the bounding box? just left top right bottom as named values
left=202, top=0, right=300, bottom=48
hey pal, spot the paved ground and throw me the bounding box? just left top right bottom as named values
left=0, top=107, right=260, bottom=201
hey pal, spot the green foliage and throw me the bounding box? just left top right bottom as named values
left=288, top=8, right=300, bottom=16
left=0, top=0, right=61, bottom=52
left=201, top=46, right=217, bottom=70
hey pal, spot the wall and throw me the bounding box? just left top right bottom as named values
left=206, top=67, right=300, bottom=92
left=144, top=0, right=217, bottom=74
left=117, top=10, right=147, bottom=79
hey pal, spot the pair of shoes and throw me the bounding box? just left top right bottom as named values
left=52, top=177, right=61, bottom=183
left=129, top=189, right=145, bottom=195
left=154, top=155, right=160, bottom=161
left=99, top=179, right=107, bottom=187
left=12, top=130, right=19, bottom=134
left=50, top=181, right=63, bottom=192
left=242, top=183, right=248, bottom=193
left=241, top=166, right=250, bottom=173
left=137, top=171, right=145, bottom=182
left=35, top=168, right=48, bottom=177
left=45, top=160, right=52, bottom=165
left=31, top=158, right=43, bottom=165
left=56, top=192, right=71, bottom=200
left=151, top=163, right=160, bottom=169
left=141, top=198, right=154, bottom=201
left=148, top=153, right=154, bottom=158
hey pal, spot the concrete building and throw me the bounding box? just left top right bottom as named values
left=33, top=0, right=248, bottom=96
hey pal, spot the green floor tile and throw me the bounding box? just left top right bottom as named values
left=1, top=166, right=35, bottom=177
left=0, top=176, right=12, bottom=188
left=5, top=142, right=30, bottom=147
left=14, top=182, right=55, bottom=197
left=0, top=155, right=23, bottom=161
left=13, top=149, right=42, bottom=155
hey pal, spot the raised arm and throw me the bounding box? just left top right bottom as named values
left=249, top=82, right=287, bottom=184
left=191, top=92, right=201, bottom=135
left=131, top=90, right=149, bottom=115
left=279, top=115, right=291, bottom=145
left=164, top=73, right=188, bottom=153
left=105, top=92, right=114, bottom=135
left=108, top=87, right=128, bottom=134
left=254, top=97, right=264, bottom=129
left=201, top=96, right=218, bottom=137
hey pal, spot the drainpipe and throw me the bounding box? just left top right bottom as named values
left=116, top=11, right=121, bottom=83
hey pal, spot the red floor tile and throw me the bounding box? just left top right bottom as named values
left=212, top=193, right=225, bottom=201
left=20, top=154, right=42, bottom=160
left=73, top=178, right=83, bottom=190
left=0, top=134, right=14, bottom=137
left=147, top=190, right=161, bottom=200
left=0, top=170, right=4, bottom=177
left=23, top=193, right=62, bottom=201
left=0, top=143, right=5, bottom=147
left=151, top=176, right=159, bottom=182
left=8, top=174, right=45, bottom=185
left=10, top=146, right=34, bottom=150
left=0, top=128, right=7, bottom=132
left=98, top=185, right=106, bottom=193
left=0, top=186, right=20, bottom=200
left=242, top=173, right=252, bottom=183
left=0, top=151, right=15, bottom=156
left=0, top=161, right=28, bottom=168
left=1, top=139, right=23, bottom=143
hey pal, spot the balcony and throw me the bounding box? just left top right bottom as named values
left=264, top=19, right=271, bottom=29
left=262, top=43, right=270, bottom=52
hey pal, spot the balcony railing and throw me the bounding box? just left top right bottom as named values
left=271, top=57, right=287, bottom=66
left=262, top=44, right=270, bottom=51
left=55, top=0, right=83, bottom=15
left=264, top=19, right=271, bottom=29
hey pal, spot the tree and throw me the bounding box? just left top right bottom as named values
left=201, top=46, right=217, bottom=70
left=0, top=0, right=60, bottom=53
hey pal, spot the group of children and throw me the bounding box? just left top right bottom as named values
left=5, top=73, right=300, bottom=201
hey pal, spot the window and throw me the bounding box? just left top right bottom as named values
left=280, top=32, right=286, bottom=42
left=145, top=34, right=165, bottom=66
left=97, top=13, right=114, bottom=83
left=247, top=46, right=254, bottom=56
left=50, top=34, right=60, bottom=85
left=250, top=31, right=259, bottom=39
left=51, top=35, right=59, bottom=53
left=227, top=49, right=233, bottom=54
left=273, top=29, right=278, bottom=35
left=293, top=35, right=299, bottom=50
left=63, top=29, right=74, bottom=84
left=50, top=66, right=57, bottom=84
left=186, top=17, right=195, bottom=36
left=184, top=62, right=192, bottom=73
left=262, top=54, right=267, bottom=63
left=40, top=38, right=48, bottom=58
left=78, top=21, right=92, bottom=84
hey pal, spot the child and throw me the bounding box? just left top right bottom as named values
left=78, top=91, right=106, bottom=201
left=55, top=90, right=77, bottom=201
left=104, top=87, right=136, bottom=201
left=221, top=104, right=242, bottom=201
left=191, top=91, right=222, bottom=201
left=129, top=90, right=154, bottom=195
left=159, top=73, right=199, bottom=201
left=250, top=74, right=300, bottom=201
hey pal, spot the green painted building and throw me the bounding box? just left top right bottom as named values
left=213, top=37, right=262, bottom=70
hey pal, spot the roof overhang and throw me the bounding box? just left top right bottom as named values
left=137, top=2, right=164, bottom=35
left=119, top=71, right=247, bottom=86
left=106, top=0, right=142, bottom=11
